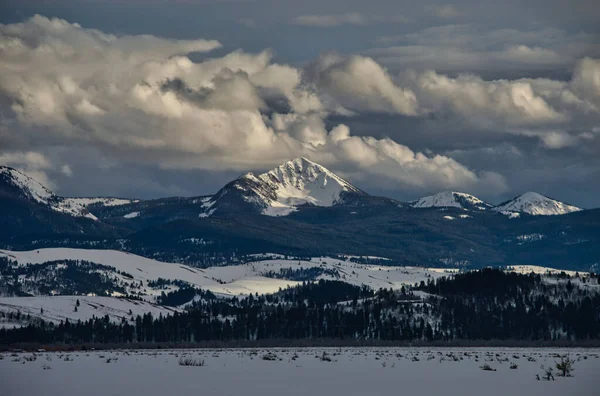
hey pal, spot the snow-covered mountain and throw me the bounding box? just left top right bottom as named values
left=211, top=157, right=367, bottom=216
left=0, top=166, right=96, bottom=220
left=411, top=191, right=492, bottom=211
left=63, top=197, right=140, bottom=208
left=492, top=192, right=582, bottom=216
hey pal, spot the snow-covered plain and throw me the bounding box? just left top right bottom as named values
left=1, top=347, right=598, bottom=396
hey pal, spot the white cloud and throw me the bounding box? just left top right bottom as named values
left=2, top=15, right=590, bottom=196
left=570, top=57, right=600, bottom=111
left=308, top=53, right=418, bottom=115
left=415, top=71, right=565, bottom=126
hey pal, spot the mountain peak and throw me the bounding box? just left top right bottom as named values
left=217, top=158, right=366, bottom=216
left=493, top=192, right=582, bottom=216
left=411, top=191, right=491, bottom=210
left=0, top=166, right=97, bottom=220
left=1, top=166, right=55, bottom=204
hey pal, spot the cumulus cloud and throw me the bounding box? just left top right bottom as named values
left=320, top=124, right=507, bottom=193
left=2, top=15, right=598, bottom=200
left=0, top=15, right=501, bottom=196
left=414, top=71, right=565, bottom=126
left=307, top=53, right=418, bottom=115
left=570, top=57, right=600, bottom=111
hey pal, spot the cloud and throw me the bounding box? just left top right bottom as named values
left=372, top=25, right=599, bottom=76
left=2, top=15, right=599, bottom=201
left=321, top=124, right=507, bottom=193
left=291, top=13, right=409, bottom=27
left=570, top=57, right=600, bottom=111
left=414, top=71, right=565, bottom=126
left=292, top=12, right=366, bottom=27
left=307, top=53, right=418, bottom=115
left=426, top=5, right=463, bottom=19
left=0, top=15, right=500, bottom=197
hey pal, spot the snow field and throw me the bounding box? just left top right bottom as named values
left=1, top=347, right=598, bottom=396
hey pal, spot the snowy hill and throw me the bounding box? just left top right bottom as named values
left=0, top=296, right=178, bottom=327
left=411, top=191, right=491, bottom=211
left=0, top=248, right=457, bottom=299
left=212, top=158, right=367, bottom=216
left=0, top=166, right=96, bottom=220
left=492, top=192, right=582, bottom=216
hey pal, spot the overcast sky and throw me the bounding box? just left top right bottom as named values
left=0, top=0, right=599, bottom=207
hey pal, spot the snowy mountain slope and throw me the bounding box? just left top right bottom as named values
left=0, top=296, right=179, bottom=327
left=0, top=248, right=457, bottom=298
left=212, top=158, right=367, bottom=216
left=411, top=191, right=492, bottom=211
left=492, top=192, right=582, bottom=216
left=63, top=197, right=140, bottom=208
left=0, top=166, right=96, bottom=220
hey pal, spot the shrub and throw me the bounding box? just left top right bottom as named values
left=509, top=362, right=518, bottom=369
left=540, top=365, right=555, bottom=381
left=178, top=357, right=205, bottom=367
left=320, top=352, right=332, bottom=362
left=480, top=364, right=496, bottom=371
left=262, top=352, right=278, bottom=361
left=555, top=356, right=574, bottom=377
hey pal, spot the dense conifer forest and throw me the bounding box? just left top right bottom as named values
left=2, top=270, right=599, bottom=345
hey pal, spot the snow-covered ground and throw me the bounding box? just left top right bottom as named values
left=0, top=248, right=460, bottom=327
left=1, top=347, right=597, bottom=396
left=509, top=265, right=587, bottom=277
left=0, top=296, right=179, bottom=326
left=3, top=247, right=591, bottom=329
left=0, top=248, right=457, bottom=298
left=62, top=197, right=140, bottom=207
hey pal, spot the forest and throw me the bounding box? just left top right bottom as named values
left=2, top=269, right=599, bottom=345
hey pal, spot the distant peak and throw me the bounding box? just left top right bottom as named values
left=493, top=192, right=581, bottom=216
left=412, top=191, right=491, bottom=210
left=1, top=165, right=97, bottom=220
left=220, top=157, right=366, bottom=217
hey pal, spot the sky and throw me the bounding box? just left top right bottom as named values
left=0, top=0, right=599, bottom=207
